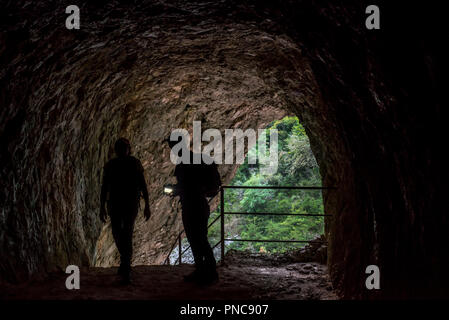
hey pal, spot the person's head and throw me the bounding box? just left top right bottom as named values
left=114, top=138, right=131, bottom=157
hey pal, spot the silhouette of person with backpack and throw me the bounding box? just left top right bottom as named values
left=100, top=138, right=151, bottom=284
left=166, top=135, right=221, bottom=285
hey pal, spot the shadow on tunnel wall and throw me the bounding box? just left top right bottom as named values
left=0, top=0, right=447, bottom=299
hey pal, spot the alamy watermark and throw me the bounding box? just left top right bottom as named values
left=65, top=5, right=379, bottom=31
left=365, top=265, right=380, bottom=290
left=365, top=5, right=380, bottom=30
left=65, top=5, right=80, bottom=30
left=65, top=265, right=80, bottom=290
left=169, top=121, right=278, bottom=175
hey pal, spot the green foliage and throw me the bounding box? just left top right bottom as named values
left=208, top=116, right=324, bottom=254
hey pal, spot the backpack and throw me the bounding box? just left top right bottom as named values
left=201, top=161, right=222, bottom=197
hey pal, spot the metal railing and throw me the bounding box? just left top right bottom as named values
left=164, top=185, right=334, bottom=265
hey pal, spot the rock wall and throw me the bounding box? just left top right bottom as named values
left=1, top=0, right=447, bottom=298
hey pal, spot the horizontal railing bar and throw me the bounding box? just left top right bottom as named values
left=224, top=211, right=332, bottom=217
left=222, top=185, right=335, bottom=190
left=224, top=238, right=327, bottom=244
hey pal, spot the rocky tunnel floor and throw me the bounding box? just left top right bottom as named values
left=0, top=252, right=336, bottom=300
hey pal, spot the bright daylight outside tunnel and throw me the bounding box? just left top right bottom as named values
left=0, top=0, right=447, bottom=306
left=167, top=117, right=326, bottom=263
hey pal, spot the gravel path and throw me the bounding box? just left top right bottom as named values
left=1, top=252, right=336, bottom=300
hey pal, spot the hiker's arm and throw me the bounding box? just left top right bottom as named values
left=138, top=163, right=149, bottom=205
left=140, top=176, right=150, bottom=206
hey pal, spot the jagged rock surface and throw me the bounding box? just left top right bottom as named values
left=1, top=1, right=446, bottom=299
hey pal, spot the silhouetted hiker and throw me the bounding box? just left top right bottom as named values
left=100, top=138, right=151, bottom=284
left=166, top=136, right=221, bottom=285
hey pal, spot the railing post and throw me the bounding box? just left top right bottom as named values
left=220, top=187, right=225, bottom=262
left=178, top=235, right=182, bottom=265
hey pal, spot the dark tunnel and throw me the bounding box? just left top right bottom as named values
left=0, top=0, right=447, bottom=299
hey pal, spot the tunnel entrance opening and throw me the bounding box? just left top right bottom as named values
left=167, top=116, right=325, bottom=265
